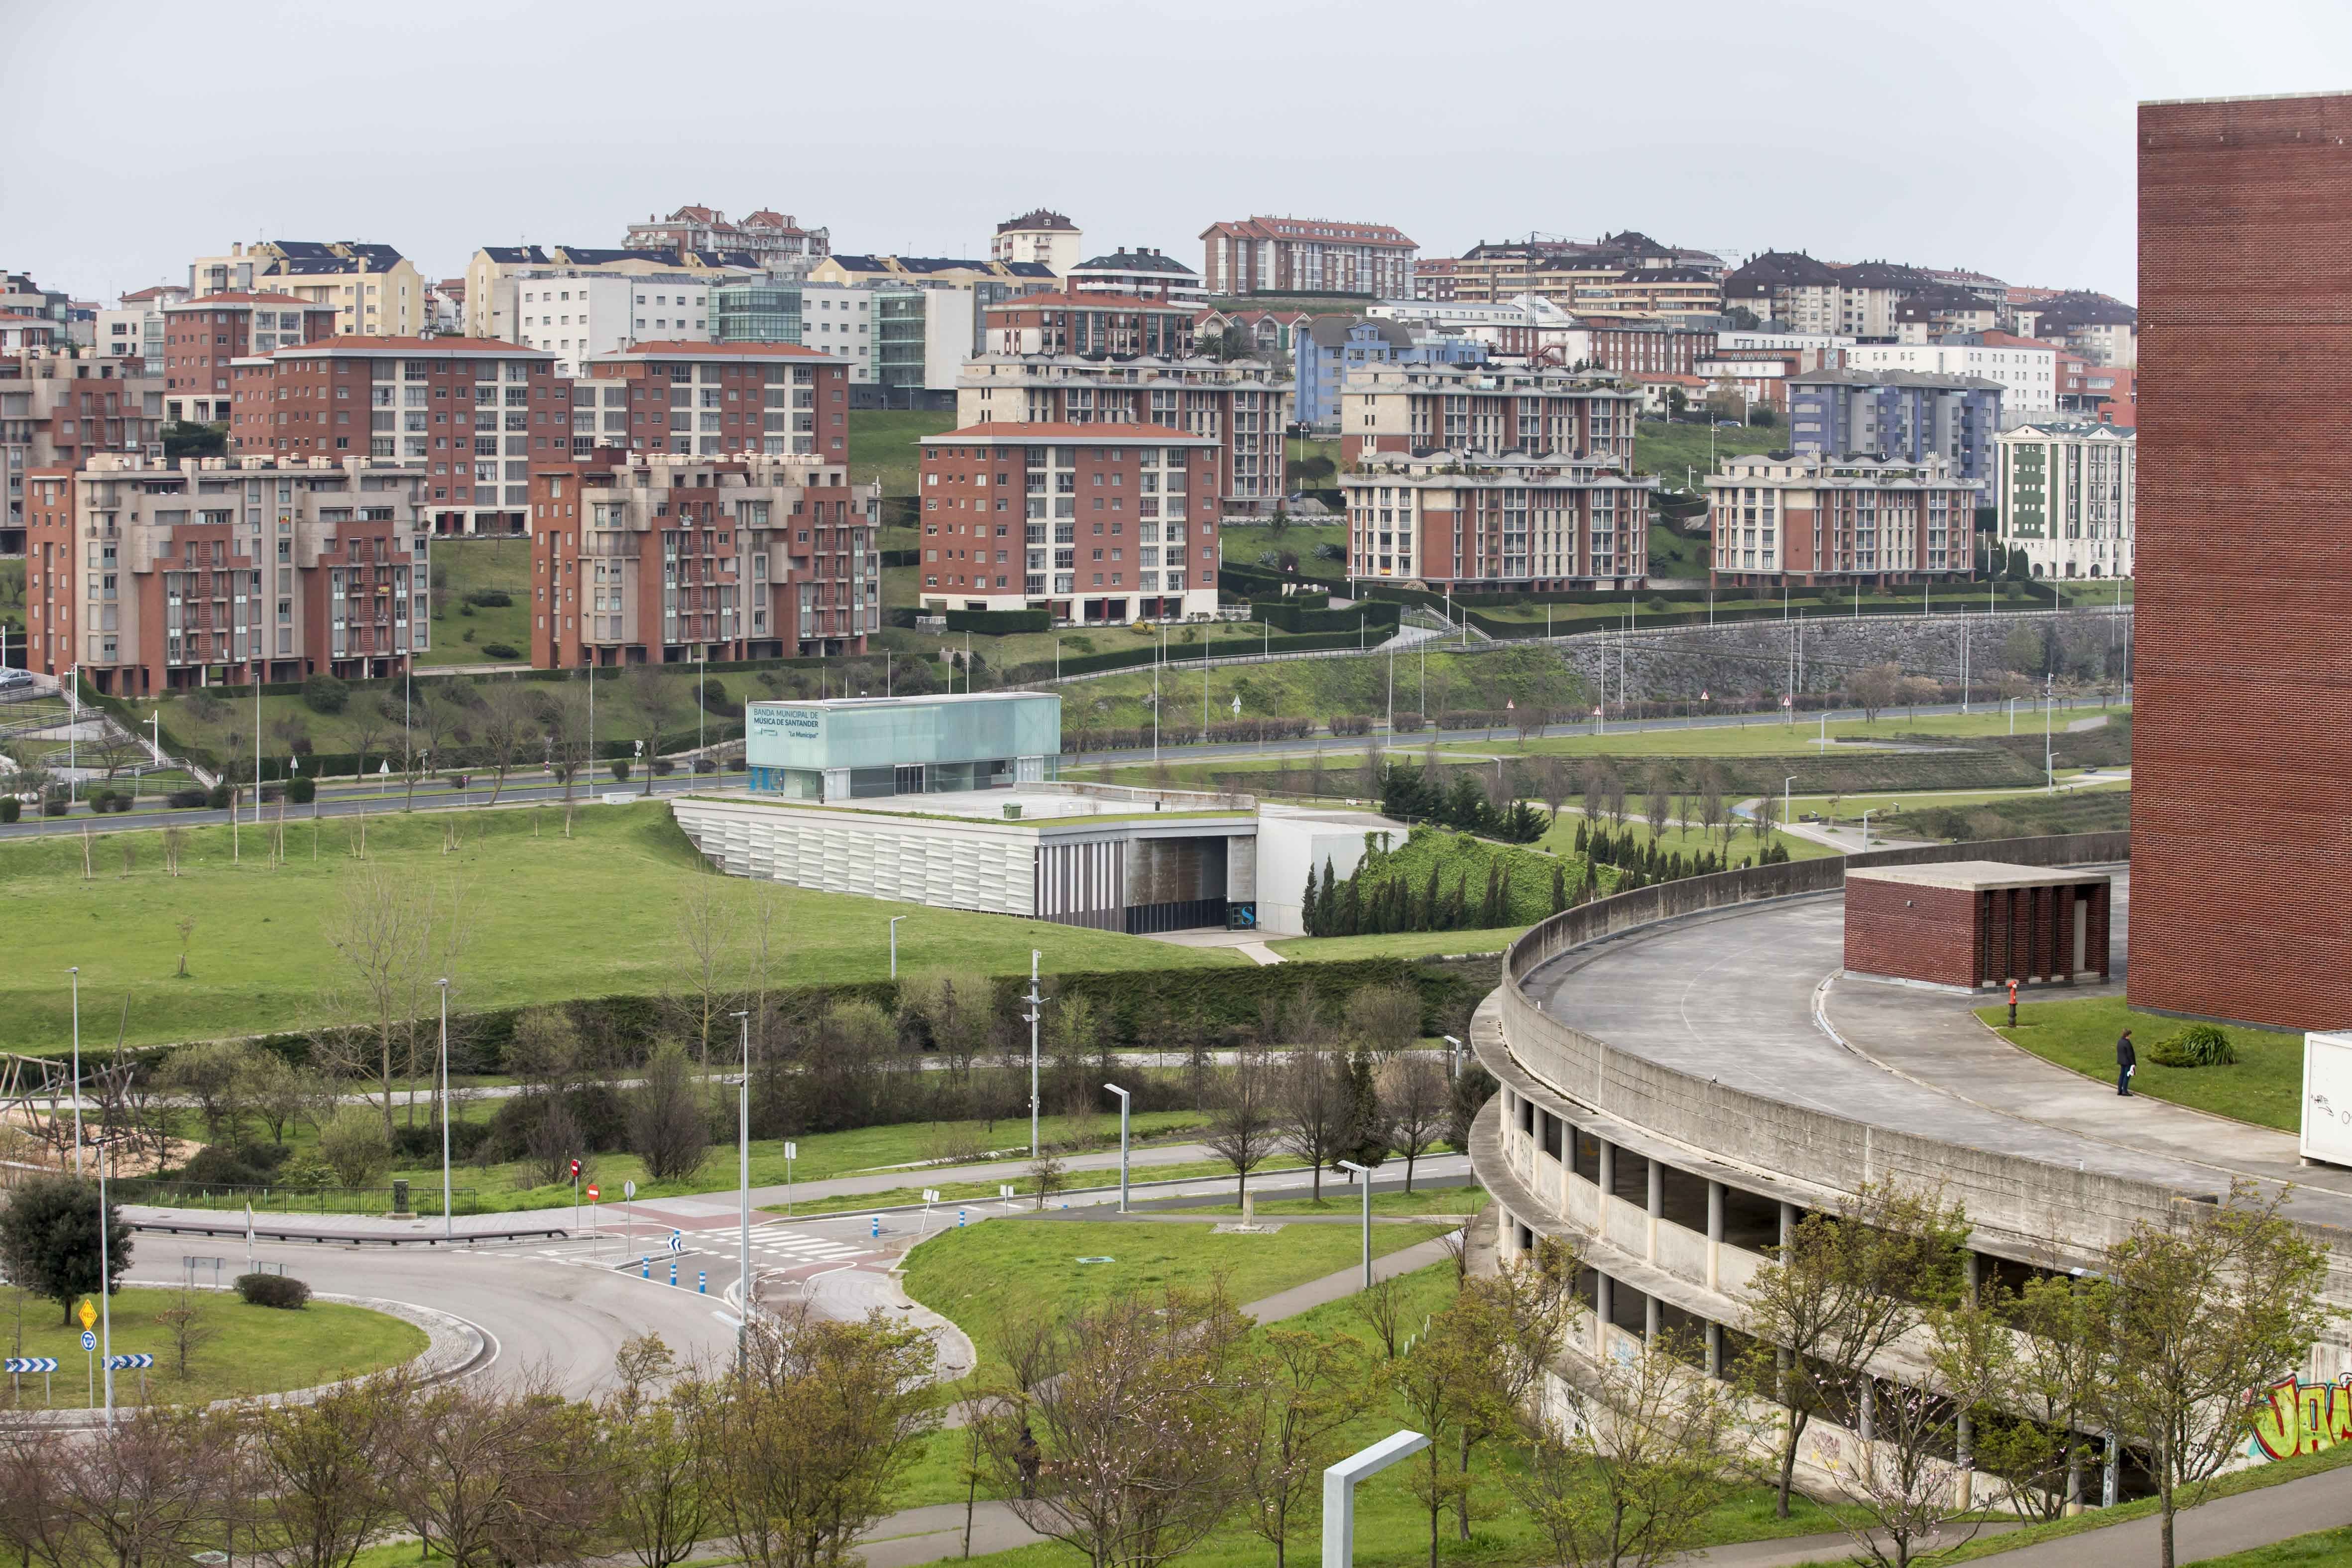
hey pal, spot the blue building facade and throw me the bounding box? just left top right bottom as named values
left=1294, top=317, right=1487, bottom=430
left=1786, top=368, right=2004, bottom=495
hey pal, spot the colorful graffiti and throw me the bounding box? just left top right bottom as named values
left=2248, top=1375, right=2352, bottom=1459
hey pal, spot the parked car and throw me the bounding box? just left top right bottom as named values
left=0, top=668, right=34, bottom=692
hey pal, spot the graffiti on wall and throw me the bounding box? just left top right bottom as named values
left=2248, top=1375, right=2352, bottom=1460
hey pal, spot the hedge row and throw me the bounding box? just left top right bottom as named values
left=1065, top=715, right=1316, bottom=751
left=1361, top=578, right=2064, bottom=614
left=942, top=608, right=1050, bottom=635
left=1249, top=600, right=1401, bottom=636
left=215, top=956, right=1496, bottom=1072
left=1001, top=628, right=1377, bottom=684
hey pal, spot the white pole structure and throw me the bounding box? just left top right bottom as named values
left=98, top=1073, right=128, bottom=1432
left=1861, top=809, right=1874, bottom=851
left=734, top=1009, right=751, bottom=1362
left=1337, top=1159, right=1374, bottom=1287
left=1441, top=1034, right=1461, bottom=1079
left=2045, top=674, right=2055, bottom=792
left=1024, top=952, right=1043, bottom=1160
left=1783, top=775, right=1796, bottom=840
left=1322, top=1432, right=1430, bottom=1568
left=1104, top=1083, right=1130, bottom=1212
left=889, top=915, right=907, bottom=978
left=67, top=967, right=82, bottom=1175
left=438, top=978, right=452, bottom=1241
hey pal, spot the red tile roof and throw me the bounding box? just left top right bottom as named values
left=921, top=421, right=1214, bottom=445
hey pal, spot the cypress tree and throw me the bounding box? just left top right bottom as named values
left=1340, top=876, right=1363, bottom=937
left=1339, top=1047, right=1389, bottom=1170
left=1551, top=860, right=1568, bottom=914
left=1574, top=819, right=1588, bottom=852
left=1302, top=866, right=1322, bottom=937
left=1422, top=864, right=1442, bottom=932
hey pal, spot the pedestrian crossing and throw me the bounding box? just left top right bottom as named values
left=747, top=1226, right=867, bottom=1265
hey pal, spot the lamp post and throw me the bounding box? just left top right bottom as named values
left=67, top=967, right=82, bottom=1174
left=1023, top=952, right=1043, bottom=1161
left=1337, top=1159, right=1374, bottom=1288
left=731, top=1008, right=751, bottom=1363
left=1104, top=1083, right=1130, bottom=1211
left=1441, top=1034, right=1462, bottom=1079
left=1783, top=776, right=1796, bottom=840
left=1860, top=809, right=1874, bottom=851
left=1321, top=1432, right=1430, bottom=1568
left=98, top=1072, right=129, bottom=1432
left=889, top=915, right=907, bottom=978
left=438, top=977, right=452, bottom=1242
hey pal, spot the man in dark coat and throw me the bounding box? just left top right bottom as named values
left=2117, top=1028, right=2136, bottom=1096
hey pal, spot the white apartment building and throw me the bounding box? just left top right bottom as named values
left=493, top=271, right=713, bottom=376
left=799, top=283, right=876, bottom=383
left=1997, top=422, right=2134, bottom=579
left=992, top=210, right=1084, bottom=276
left=1846, top=337, right=2056, bottom=422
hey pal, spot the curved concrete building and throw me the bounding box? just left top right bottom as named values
left=1470, top=834, right=2352, bottom=1500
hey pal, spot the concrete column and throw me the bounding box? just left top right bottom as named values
left=1646, top=1161, right=1662, bottom=1262
left=1594, top=1274, right=1614, bottom=1358
left=1643, top=1292, right=1659, bottom=1347
left=1778, top=1200, right=1796, bottom=1252
left=1706, top=1180, right=1725, bottom=1292
left=1704, top=1320, right=1723, bottom=1379
left=1598, top=1140, right=1615, bottom=1211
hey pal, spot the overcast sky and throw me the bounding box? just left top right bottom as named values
left=8, top=0, right=2349, bottom=307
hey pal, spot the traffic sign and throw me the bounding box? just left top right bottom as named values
left=586, top=1185, right=599, bottom=1203
left=79, top=1330, right=95, bottom=1352
left=570, top=1159, right=582, bottom=1180
left=3, top=1358, right=57, bottom=1373
left=105, top=1354, right=153, bottom=1371
left=667, top=1230, right=685, bottom=1254
left=623, top=1181, right=636, bottom=1200
left=76, top=1299, right=95, bottom=1331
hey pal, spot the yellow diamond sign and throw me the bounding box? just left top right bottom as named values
left=76, top=1299, right=95, bottom=1331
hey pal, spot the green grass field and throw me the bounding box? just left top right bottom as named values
left=1985, top=996, right=2304, bottom=1130
left=1267, top=925, right=1529, bottom=960
left=1648, top=520, right=1709, bottom=577
left=900, top=1215, right=1449, bottom=1382
left=1063, top=643, right=1589, bottom=732
left=1538, top=807, right=1829, bottom=864
left=1176, top=1186, right=1486, bottom=1217
left=849, top=410, right=957, bottom=497
left=420, top=537, right=533, bottom=668
left=2180, top=1528, right=2352, bottom=1568
left=0, top=1285, right=425, bottom=1407
left=0, top=800, right=1241, bottom=1056
left=1635, top=417, right=1783, bottom=488
left=1440, top=704, right=2129, bottom=761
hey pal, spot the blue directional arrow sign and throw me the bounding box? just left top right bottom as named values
left=3, top=1358, right=58, bottom=1373
left=105, top=1354, right=154, bottom=1371
left=667, top=1229, right=686, bottom=1254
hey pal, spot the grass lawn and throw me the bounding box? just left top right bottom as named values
left=1443, top=704, right=2129, bottom=761
left=900, top=1215, right=1449, bottom=1381
left=1635, top=417, right=1783, bottom=488
left=1062, top=643, right=1587, bottom=732
left=1649, top=520, right=1709, bottom=577
left=1176, top=1185, right=1487, bottom=1217
left=849, top=410, right=957, bottom=497
left=1268, top=925, right=1529, bottom=960
left=764, top=1153, right=1320, bottom=1219
left=1984, top=995, right=2305, bottom=1131
left=0, top=1285, right=424, bottom=1407
left=1538, top=808, right=1830, bottom=864
left=1222, top=520, right=1347, bottom=567
left=419, top=537, right=533, bottom=668
left=0, top=800, right=1242, bottom=1056
left=2179, top=1528, right=2352, bottom=1568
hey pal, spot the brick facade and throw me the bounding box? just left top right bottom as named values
left=1845, top=864, right=2109, bottom=989
left=2131, top=92, right=2352, bottom=1029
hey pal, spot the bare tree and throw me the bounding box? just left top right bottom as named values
left=1851, top=660, right=1902, bottom=724
left=341, top=693, right=393, bottom=789
left=626, top=1042, right=710, bottom=1184
left=1202, top=1048, right=1280, bottom=1206
left=1379, top=1054, right=1448, bottom=1193
left=389, top=1369, right=600, bottom=1568
left=1353, top=1272, right=1408, bottom=1359
left=151, top=1286, right=219, bottom=1381
left=4, top=1408, right=231, bottom=1568
left=600, top=1335, right=709, bottom=1568
left=1275, top=1040, right=1348, bottom=1203
left=969, top=1286, right=1256, bottom=1568
left=672, top=879, right=741, bottom=1066
left=1245, top=1327, right=1368, bottom=1568
left=161, top=826, right=188, bottom=876
left=1644, top=763, right=1672, bottom=843
left=243, top=1372, right=414, bottom=1568
left=319, top=862, right=432, bottom=1137
left=475, top=681, right=537, bottom=806
left=626, top=664, right=668, bottom=797
left=1344, top=983, right=1423, bottom=1059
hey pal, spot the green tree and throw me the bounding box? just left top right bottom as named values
left=245, top=1372, right=412, bottom=1568
left=626, top=1042, right=711, bottom=1183
left=1244, top=1327, right=1368, bottom=1568
left=1391, top=1289, right=1506, bottom=1565
left=0, top=1175, right=131, bottom=1326
left=316, top=1105, right=392, bottom=1188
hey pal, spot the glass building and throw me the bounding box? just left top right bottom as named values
left=712, top=281, right=804, bottom=345
left=744, top=691, right=1060, bottom=801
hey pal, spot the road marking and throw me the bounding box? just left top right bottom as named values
left=711, top=1310, right=742, bottom=1329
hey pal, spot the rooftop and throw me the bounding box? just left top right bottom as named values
left=999, top=209, right=1078, bottom=233
left=1846, top=860, right=2115, bottom=894
left=1072, top=249, right=1199, bottom=276
left=921, top=420, right=1214, bottom=445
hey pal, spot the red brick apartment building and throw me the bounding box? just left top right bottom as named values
left=228, top=336, right=569, bottom=536
left=1339, top=448, right=1656, bottom=589
left=983, top=293, right=1195, bottom=358
left=2131, top=91, right=2352, bottom=1028
left=529, top=450, right=873, bottom=667
left=1705, top=450, right=1975, bottom=588
left=1338, top=362, right=1642, bottom=468
left=577, top=340, right=850, bottom=460
left=3, top=352, right=165, bottom=553
left=22, top=452, right=430, bottom=692
left=1199, top=216, right=1417, bottom=299
left=160, top=293, right=340, bottom=422
left=915, top=422, right=1220, bottom=622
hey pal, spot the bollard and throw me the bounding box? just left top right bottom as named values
left=958, top=1207, right=967, bottom=1228
left=698, top=1271, right=707, bottom=1295
left=641, top=1259, right=650, bottom=1279
left=871, top=1215, right=881, bottom=1238
left=669, top=1260, right=678, bottom=1287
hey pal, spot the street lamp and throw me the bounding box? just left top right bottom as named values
left=1860, top=809, right=1874, bottom=851
left=1783, top=775, right=1797, bottom=839
left=1336, top=1159, right=1375, bottom=1288
left=1104, top=1083, right=1131, bottom=1211
left=731, top=1008, right=751, bottom=1363
left=98, top=1071, right=130, bottom=1432
left=438, top=978, right=453, bottom=1242
left=889, top=915, right=907, bottom=979
left=67, top=967, right=82, bottom=1175
left=1022, top=952, right=1044, bottom=1161
left=1441, top=1034, right=1462, bottom=1079
left=1322, top=1432, right=1430, bottom=1568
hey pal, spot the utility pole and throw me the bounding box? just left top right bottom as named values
left=438, top=978, right=452, bottom=1242
left=67, top=967, right=82, bottom=1174
left=734, top=1009, right=751, bottom=1363
left=1023, top=952, right=1043, bottom=1161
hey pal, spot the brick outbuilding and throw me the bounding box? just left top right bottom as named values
left=1844, top=861, right=2111, bottom=990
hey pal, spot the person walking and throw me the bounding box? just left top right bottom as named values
left=2116, top=1028, right=2136, bottom=1096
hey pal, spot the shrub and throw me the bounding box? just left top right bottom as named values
left=301, top=674, right=350, bottom=715
left=206, top=784, right=231, bottom=810
left=2149, top=1024, right=2237, bottom=1068
left=389, top=1120, right=491, bottom=1162
left=316, top=1106, right=392, bottom=1187
left=179, top=1143, right=279, bottom=1187
left=235, top=1273, right=312, bottom=1310
left=464, top=589, right=512, bottom=608
left=610, top=759, right=630, bottom=782
left=652, top=758, right=675, bottom=776
left=693, top=758, right=717, bottom=774
left=480, top=642, right=520, bottom=660
left=285, top=776, right=316, bottom=805
left=168, top=788, right=208, bottom=809
left=1327, top=714, right=1374, bottom=737
left=1391, top=712, right=1427, bottom=733
left=40, top=790, right=67, bottom=817
left=0, top=798, right=16, bottom=824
